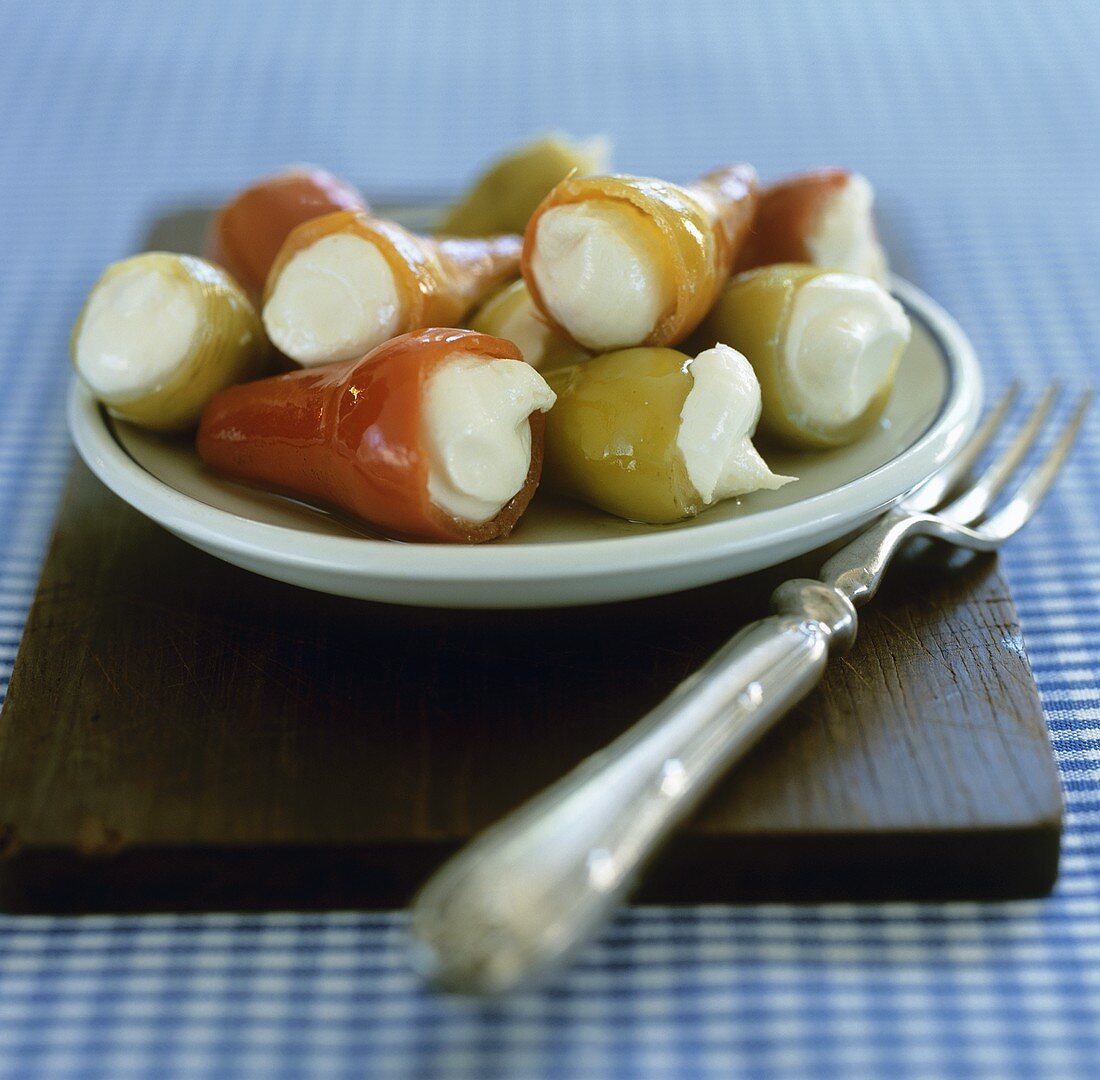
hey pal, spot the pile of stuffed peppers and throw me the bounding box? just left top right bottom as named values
left=70, top=137, right=910, bottom=542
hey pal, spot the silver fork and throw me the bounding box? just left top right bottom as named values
left=410, top=384, right=1092, bottom=995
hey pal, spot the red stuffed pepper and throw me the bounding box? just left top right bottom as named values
left=734, top=168, right=888, bottom=284
left=196, top=328, right=556, bottom=543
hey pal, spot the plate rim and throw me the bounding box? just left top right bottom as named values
left=68, top=275, right=982, bottom=587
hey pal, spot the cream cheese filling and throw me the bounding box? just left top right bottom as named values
left=263, top=233, right=404, bottom=366
left=782, top=272, right=910, bottom=429
left=75, top=262, right=201, bottom=400
left=807, top=173, right=889, bottom=284
left=677, top=345, right=794, bottom=504
left=530, top=202, right=671, bottom=351
left=421, top=354, right=557, bottom=523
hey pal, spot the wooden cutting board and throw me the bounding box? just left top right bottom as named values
left=0, top=461, right=1062, bottom=912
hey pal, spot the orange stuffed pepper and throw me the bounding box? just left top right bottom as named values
left=522, top=163, right=758, bottom=351
left=261, top=211, right=522, bottom=368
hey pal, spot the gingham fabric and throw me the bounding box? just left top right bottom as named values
left=1, top=1, right=1098, bottom=1076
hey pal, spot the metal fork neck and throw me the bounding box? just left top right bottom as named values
left=820, top=508, right=932, bottom=609
left=770, top=504, right=935, bottom=656
left=770, top=579, right=858, bottom=654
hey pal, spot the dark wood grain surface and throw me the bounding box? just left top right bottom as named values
left=0, top=461, right=1062, bottom=912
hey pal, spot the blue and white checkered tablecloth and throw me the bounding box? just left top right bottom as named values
left=1, top=1, right=1099, bottom=1076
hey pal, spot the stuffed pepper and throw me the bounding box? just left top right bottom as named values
left=522, top=164, right=758, bottom=352
left=440, top=133, right=610, bottom=237
left=543, top=343, right=792, bottom=524
left=468, top=280, right=590, bottom=371
left=735, top=169, right=888, bottom=284
left=262, top=211, right=521, bottom=368
left=71, top=252, right=268, bottom=432
left=197, top=328, right=556, bottom=543
left=698, top=264, right=911, bottom=449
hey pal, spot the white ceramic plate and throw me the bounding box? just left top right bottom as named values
left=68, top=274, right=982, bottom=608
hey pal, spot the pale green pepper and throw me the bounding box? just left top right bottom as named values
left=697, top=263, right=911, bottom=449
left=468, top=280, right=590, bottom=371
left=71, top=253, right=268, bottom=432
left=440, top=134, right=610, bottom=237
left=544, top=346, right=791, bottom=524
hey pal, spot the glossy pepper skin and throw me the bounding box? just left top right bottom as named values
left=522, top=164, right=758, bottom=349
left=204, top=167, right=368, bottom=302
left=543, top=347, right=700, bottom=524
left=196, top=328, right=544, bottom=543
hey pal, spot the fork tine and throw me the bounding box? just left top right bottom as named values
left=904, top=381, right=1020, bottom=513
left=938, top=383, right=1059, bottom=525
left=977, top=390, right=1092, bottom=541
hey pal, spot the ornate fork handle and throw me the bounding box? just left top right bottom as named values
left=411, top=578, right=858, bottom=994
left=411, top=384, right=1089, bottom=994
